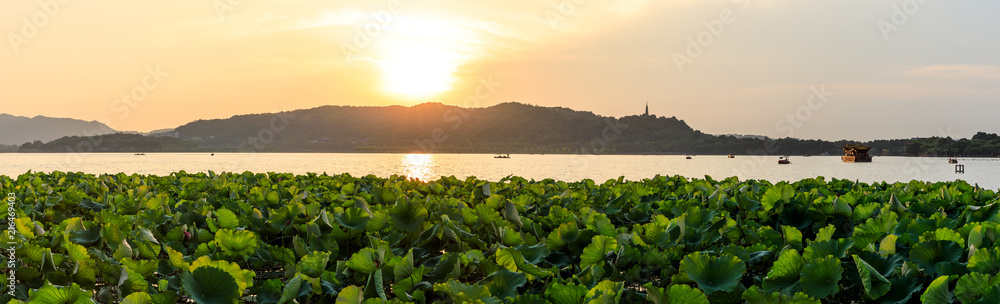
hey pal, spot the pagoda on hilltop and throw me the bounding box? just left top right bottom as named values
left=842, top=144, right=873, bottom=162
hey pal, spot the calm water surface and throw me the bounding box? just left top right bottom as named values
left=2, top=153, right=998, bottom=189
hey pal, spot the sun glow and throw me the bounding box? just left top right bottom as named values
left=373, top=17, right=480, bottom=99
left=400, top=154, right=437, bottom=181
left=377, top=40, right=463, bottom=98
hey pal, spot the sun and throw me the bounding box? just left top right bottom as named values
left=373, top=17, right=478, bottom=99
left=377, top=39, right=461, bottom=98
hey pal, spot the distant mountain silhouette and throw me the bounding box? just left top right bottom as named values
left=18, top=133, right=196, bottom=153
left=0, top=114, right=118, bottom=145
left=14, top=103, right=999, bottom=156
left=172, top=102, right=699, bottom=153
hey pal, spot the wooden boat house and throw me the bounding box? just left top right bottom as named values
left=842, top=144, right=872, bottom=162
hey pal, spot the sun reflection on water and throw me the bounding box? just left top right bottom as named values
left=400, top=154, right=437, bottom=181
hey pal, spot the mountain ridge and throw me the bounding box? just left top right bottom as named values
left=0, top=114, right=119, bottom=145
left=169, top=102, right=698, bottom=153
left=8, top=102, right=1000, bottom=156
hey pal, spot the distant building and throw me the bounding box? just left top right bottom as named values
left=719, top=134, right=771, bottom=140
left=310, top=137, right=333, bottom=144
left=645, top=101, right=649, bottom=116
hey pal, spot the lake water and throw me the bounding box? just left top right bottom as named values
left=2, top=153, right=999, bottom=189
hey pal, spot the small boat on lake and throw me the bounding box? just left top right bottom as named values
left=494, top=154, right=510, bottom=159
left=728, top=154, right=735, bottom=158
left=778, top=156, right=791, bottom=164
left=685, top=155, right=693, bottom=159
left=948, top=157, right=958, bottom=164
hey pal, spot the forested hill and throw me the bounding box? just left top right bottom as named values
left=172, top=102, right=701, bottom=153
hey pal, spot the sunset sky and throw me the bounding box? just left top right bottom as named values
left=1, top=0, right=997, bottom=141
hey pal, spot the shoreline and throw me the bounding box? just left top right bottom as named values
left=3, top=151, right=999, bottom=158
left=1, top=171, right=997, bottom=190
